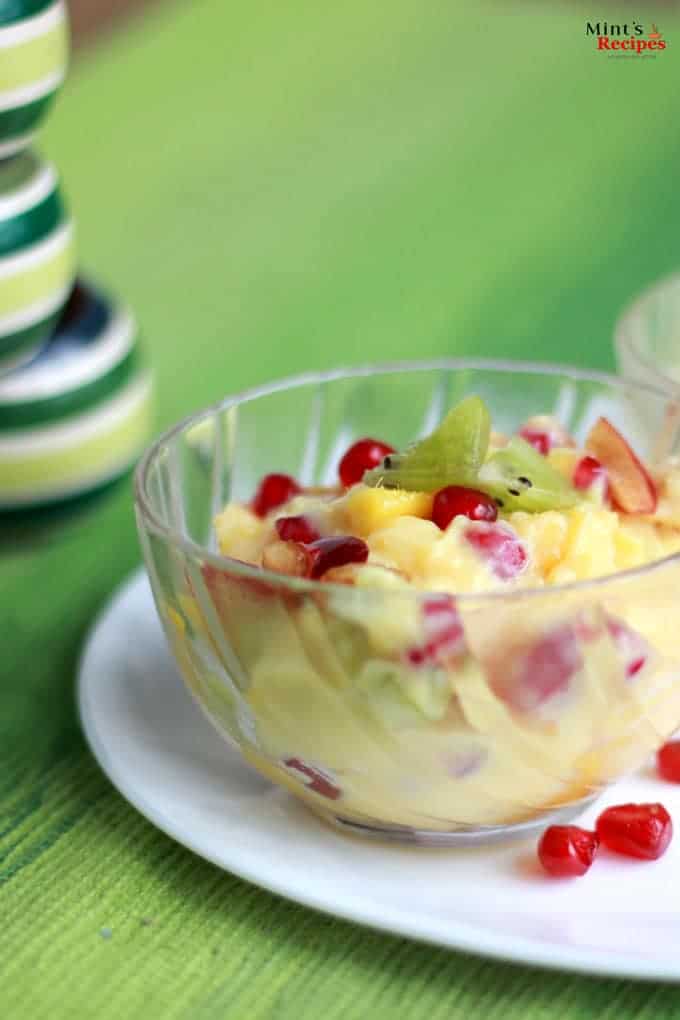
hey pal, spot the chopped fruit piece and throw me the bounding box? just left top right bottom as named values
left=214, top=503, right=267, bottom=563
left=518, top=626, right=581, bottom=706
left=339, top=438, right=395, bottom=488
left=573, top=455, right=607, bottom=492
left=606, top=615, right=648, bottom=679
left=478, top=437, right=580, bottom=513
left=252, top=473, right=301, bottom=517
left=432, top=485, right=498, bottom=529
left=343, top=485, right=433, bottom=535
left=282, top=758, right=341, bottom=800
left=519, top=415, right=575, bottom=457
left=356, top=659, right=451, bottom=723
left=305, top=536, right=369, bottom=579
left=262, top=540, right=308, bottom=576
left=464, top=522, right=528, bottom=580
left=363, top=396, right=491, bottom=492
left=520, top=429, right=551, bottom=456
left=596, top=802, right=672, bottom=860
left=507, top=510, right=568, bottom=575
left=657, top=742, right=680, bottom=783
left=538, top=825, right=599, bottom=877
left=585, top=418, right=657, bottom=515
left=275, top=515, right=321, bottom=544
left=522, top=415, right=575, bottom=448
left=406, top=595, right=466, bottom=666
left=547, top=446, right=580, bottom=481
left=492, top=623, right=581, bottom=713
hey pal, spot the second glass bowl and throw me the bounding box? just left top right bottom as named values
left=615, top=272, right=680, bottom=395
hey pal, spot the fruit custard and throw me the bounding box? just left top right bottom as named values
left=183, top=399, right=680, bottom=830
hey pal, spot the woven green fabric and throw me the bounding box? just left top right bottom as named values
left=3, top=2, right=680, bottom=1016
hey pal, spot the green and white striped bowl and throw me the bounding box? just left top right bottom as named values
left=0, top=148, right=75, bottom=374
left=0, top=278, right=153, bottom=509
left=0, top=0, right=69, bottom=158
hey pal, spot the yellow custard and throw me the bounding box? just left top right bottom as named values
left=172, top=411, right=680, bottom=831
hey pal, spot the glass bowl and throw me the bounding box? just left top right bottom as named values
left=134, top=360, right=680, bottom=846
left=615, top=272, right=680, bottom=395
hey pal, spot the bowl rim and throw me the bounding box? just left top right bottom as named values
left=615, top=270, right=680, bottom=394
left=134, top=356, right=680, bottom=604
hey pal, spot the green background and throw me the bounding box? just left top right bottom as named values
left=3, top=2, right=680, bottom=1016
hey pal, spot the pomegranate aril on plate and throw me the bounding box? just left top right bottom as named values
left=657, top=742, right=680, bottom=783
left=275, top=515, right=321, bottom=544
left=304, top=535, right=369, bottom=579
left=252, top=473, right=301, bottom=517
left=537, top=825, right=599, bottom=877
left=464, top=522, right=528, bottom=580
left=432, top=485, right=498, bottom=529
left=339, top=438, right=395, bottom=488
left=596, top=802, right=673, bottom=860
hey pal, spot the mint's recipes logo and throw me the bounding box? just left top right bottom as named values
left=587, top=20, right=667, bottom=54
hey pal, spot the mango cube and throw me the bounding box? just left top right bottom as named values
left=341, top=484, right=433, bottom=536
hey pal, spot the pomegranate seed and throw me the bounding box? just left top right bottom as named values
left=657, top=742, right=680, bottom=783
left=538, top=825, right=599, bottom=877
left=606, top=616, right=648, bottom=680
left=304, top=535, right=369, bottom=579
left=275, top=515, right=321, bottom=544
left=596, top=802, right=672, bottom=860
left=573, top=455, right=607, bottom=491
left=282, top=758, right=341, bottom=800
left=252, top=473, right=301, bottom=517
left=406, top=595, right=466, bottom=666
left=432, top=485, right=498, bottom=529
left=519, top=428, right=551, bottom=456
left=493, top=623, right=582, bottom=713
left=338, top=438, right=395, bottom=488
left=464, top=522, right=528, bottom=580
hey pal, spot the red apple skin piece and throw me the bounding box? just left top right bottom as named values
left=585, top=417, right=657, bottom=515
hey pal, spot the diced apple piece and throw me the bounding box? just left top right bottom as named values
left=585, top=417, right=657, bottom=515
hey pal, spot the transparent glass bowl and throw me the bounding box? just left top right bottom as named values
left=135, top=360, right=680, bottom=845
left=615, top=272, right=680, bottom=394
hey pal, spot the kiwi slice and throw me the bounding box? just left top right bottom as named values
left=363, top=395, right=491, bottom=492
left=477, top=437, right=580, bottom=512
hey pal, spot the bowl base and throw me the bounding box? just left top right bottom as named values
left=310, top=797, right=598, bottom=847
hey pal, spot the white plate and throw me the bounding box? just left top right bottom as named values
left=79, top=569, right=680, bottom=982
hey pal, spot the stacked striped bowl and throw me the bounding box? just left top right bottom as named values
left=0, top=0, right=68, bottom=159
left=0, top=1, right=152, bottom=511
